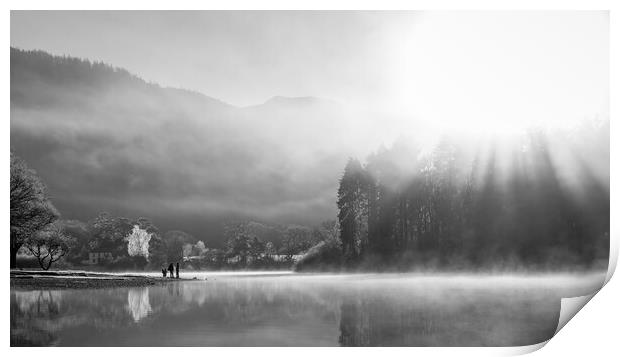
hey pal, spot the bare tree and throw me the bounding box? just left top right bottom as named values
left=24, top=222, right=74, bottom=270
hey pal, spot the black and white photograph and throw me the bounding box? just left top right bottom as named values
left=8, top=8, right=612, bottom=350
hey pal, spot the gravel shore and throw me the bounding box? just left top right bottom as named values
left=10, top=270, right=182, bottom=289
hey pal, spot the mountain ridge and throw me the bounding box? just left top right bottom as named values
left=11, top=47, right=337, bottom=111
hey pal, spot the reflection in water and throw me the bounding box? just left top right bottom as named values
left=14, top=290, right=62, bottom=316
left=127, top=287, right=151, bottom=322
left=11, top=290, right=62, bottom=346
left=10, top=273, right=604, bottom=347
left=337, top=289, right=560, bottom=346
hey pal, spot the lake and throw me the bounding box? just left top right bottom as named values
left=10, top=271, right=605, bottom=347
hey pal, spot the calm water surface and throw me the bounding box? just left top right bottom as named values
left=10, top=272, right=605, bottom=347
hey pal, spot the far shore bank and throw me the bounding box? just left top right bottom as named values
left=10, top=270, right=186, bottom=290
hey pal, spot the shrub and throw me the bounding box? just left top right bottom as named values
left=294, top=239, right=342, bottom=272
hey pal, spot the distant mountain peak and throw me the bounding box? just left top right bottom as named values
left=264, top=96, right=326, bottom=106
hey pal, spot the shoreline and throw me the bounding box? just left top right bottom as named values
left=10, top=270, right=185, bottom=290
left=10, top=268, right=608, bottom=290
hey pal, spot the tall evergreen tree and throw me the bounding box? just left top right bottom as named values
left=337, top=158, right=371, bottom=261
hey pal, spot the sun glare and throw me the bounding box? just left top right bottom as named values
left=383, top=12, right=608, bottom=136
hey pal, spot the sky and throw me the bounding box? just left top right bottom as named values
left=11, top=11, right=609, bottom=133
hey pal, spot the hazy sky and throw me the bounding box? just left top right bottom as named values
left=11, top=11, right=609, bottom=133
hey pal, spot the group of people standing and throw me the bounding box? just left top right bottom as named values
left=162, top=262, right=180, bottom=279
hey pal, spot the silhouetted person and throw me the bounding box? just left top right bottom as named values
left=168, top=263, right=174, bottom=278
left=161, top=268, right=167, bottom=277
left=176, top=262, right=180, bottom=279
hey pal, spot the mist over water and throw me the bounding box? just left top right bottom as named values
left=11, top=272, right=605, bottom=347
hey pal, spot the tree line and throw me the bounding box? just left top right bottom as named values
left=331, top=124, right=609, bottom=270
left=11, top=151, right=326, bottom=270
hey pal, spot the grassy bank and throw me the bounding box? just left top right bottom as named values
left=10, top=270, right=182, bottom=289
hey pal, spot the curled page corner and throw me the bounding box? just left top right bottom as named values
left=510, top=257, right=615, bottom=355
left=549, top=240, right=619, bottom=340
left=551, top=254, right=616, bottom=341
left=605, top=240, right=618, bottom=285
left=554, top=293, right=597, bottom=335
left=507, top=292, right=598, bottom=356
left=504, top=340, right=549, bottom=356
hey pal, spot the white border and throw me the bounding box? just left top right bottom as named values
left=3, top=1, right=617, bottom=356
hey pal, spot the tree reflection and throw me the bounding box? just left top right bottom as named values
left=127, top=287, right=151, bottom=322
left=11, top=290, right=62, bottom=346
left=10, top=275, right=589, bottom=347
left=338, top=288, right=562, bottom=346
left=11, top=287, right=137, bottom=346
